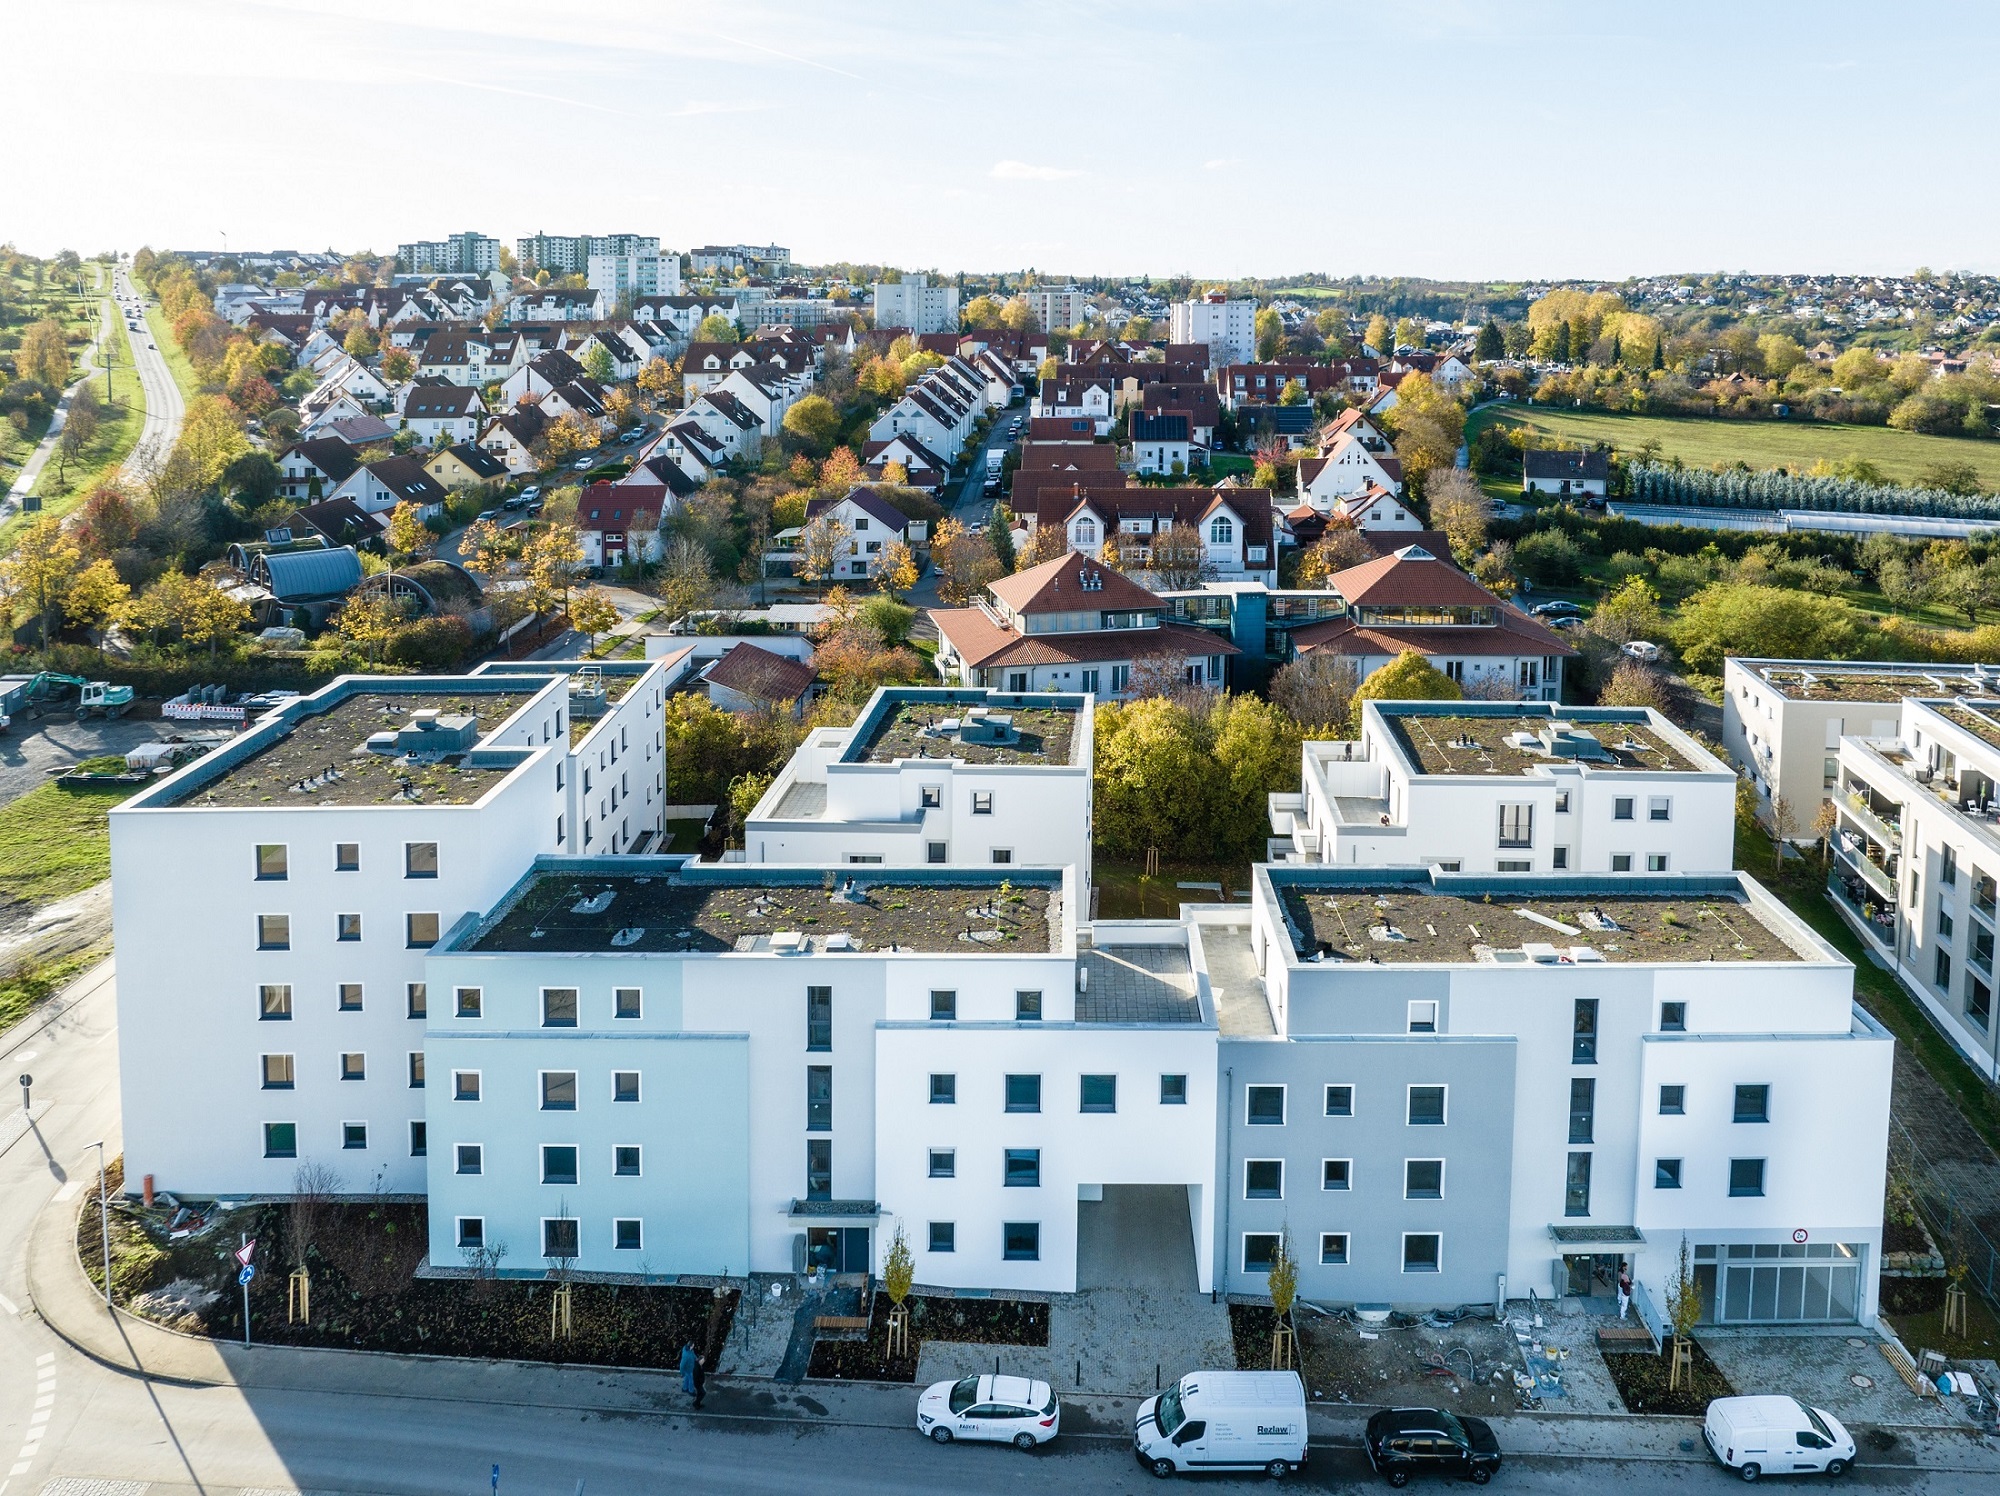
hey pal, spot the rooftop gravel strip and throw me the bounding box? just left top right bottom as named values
left=857, top=703, right=1078, bottom=765
left=1936, top=702, right=2000, bottom=752
left=177, top=692, right=528, bottom=808
left=1386, top=713, right=1702, bottom=776
left=471, top=872, right=1060, bottom=954
left=1280, top=886, right=1803, bottom=964
left=1756, top=668, right=2000, bottom=704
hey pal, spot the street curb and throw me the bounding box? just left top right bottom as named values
left=0, top=953, right=115, bottom=1063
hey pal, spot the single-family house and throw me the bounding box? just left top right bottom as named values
left=1129, top=412, right=1194, bottom=476
left=288, top=497, right=386, bottom=549
left=276, top=438, right=361, bottom=503
left=480, top=406, right=548, bottom=475
left=398, top=382, right=487, bottom=446
left=423, top=442, right=508, bottom=494
left=577, top=482, right=666, bottom=569
left=1140, top=382, right=1219, bottom=447
left=802, top=487, right=919, bottom=582
left=498, top=349, right=590, bottom=406
left=699, top=642, right=817, bottom=716
left=1297, top=430, right=1404, bottom=505
left=1032, top=376, right=1115, bottom=434
left=326, top=455, right=451, bottom=519
left=1523, top=448, right=1610, bottom=498
left=538, top=377, right=613, bottom=431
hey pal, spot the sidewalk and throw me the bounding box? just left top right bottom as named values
left=3, top=298, right=112, bottom=513
left=25, top=1180, right=2000, bottom=1475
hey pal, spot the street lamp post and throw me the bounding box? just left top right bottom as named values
left=89, top=1140, right=110, bottom=1307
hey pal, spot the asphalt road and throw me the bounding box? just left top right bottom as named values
left=115, top=260, right=185, bottom=480
left=907, top=409, right=1022, bottom=615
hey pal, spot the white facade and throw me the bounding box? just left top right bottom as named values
left=1169, top=294, right=1257, bottom=367
left=872, top=275, right=961, bottom=336
left=588, top=251, right=683, bottom=301
left=1022, top=286, right=1092, bottom=334
left=1269, top=703, right=1737, bottom=874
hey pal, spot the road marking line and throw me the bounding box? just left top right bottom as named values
left=12, top=1052, right=34, bottom=1065
left=0, top=1292, right=16, bottom=1315
left=52, top=1180, right=81, bottom=1202
left=35, top=1353, right=53, bottom=1365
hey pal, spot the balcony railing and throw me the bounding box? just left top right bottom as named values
left=1836, top=840, right=1897, bottom=902
left=1842, top=794, right=1901, bottom=851
left=1828, top=874, right=1897, bottom=948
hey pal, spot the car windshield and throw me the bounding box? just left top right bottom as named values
left=1437, top=1410, right=1470, bottom=1446
left=1155, top=1383, right=1186, bottom=1437
left=948, top=1376, right=980, bottom=1415
left=1804, top=1407, right=1837, bottom=1443
left=1040, top=1390, right=1058, bottom=1417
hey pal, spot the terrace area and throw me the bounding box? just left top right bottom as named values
left=852, top=700, right=1080, bottom=766
left=469, top=868, right=1063, bottom=955
left=1275, top=883, right=1805, bottom=965
left=166, top=691, right=531, bottom=809
left=1383, top=712, right=1705, bottom=776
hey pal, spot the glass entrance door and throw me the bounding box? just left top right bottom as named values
left=806, top=1226, right=871, bottom=1274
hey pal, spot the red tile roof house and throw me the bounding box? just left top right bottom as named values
left=1286, top=544, right=1575, bottom=701
left=577, top=482, right=666, bottom=568
left=700, top=641, right=819, bottom=717
left=802, top=487, right=920, bottom=582
left=1028, top=485, right=1278, bottom=585
left=930, top=550, right=1240, bottom=699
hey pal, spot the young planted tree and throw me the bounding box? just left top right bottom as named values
left=796, top=514, right=849, bottom=591
left=287, top=1160, right=342, bottom=1324
left=569, top=587, right=621, bottom=654
left=1665, top=1234, right=1703, bottom=1390
left=1812, top=798, right=1840, bottom=868
left=883, top=1220, right=916, bottom=1357
left=1267, top=1227, right=1299, bottom=1370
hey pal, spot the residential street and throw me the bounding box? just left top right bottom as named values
left=116, top=260, right=186, bottom=480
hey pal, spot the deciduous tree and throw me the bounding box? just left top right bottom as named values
left=568, top=588, right=621, bottom=652
left=1347, top=650, right=1461, bottom=733
left=1270, top=652, right=1360, bottom=730
left=18, top=318, right=72, bottom=388
left=873, top=539, right=918, bottom=597
left=692, top=313, right=739, bottom=343
left=1424, top=467, right=1488, bottom=561
left=781, top=394, right=841, bottom=456
left=1293, top=525, right=1373, bottom=586
left=1149, top=520, right=1214, bottom=589
left=1, top=518, right=81, bottom=643
left=62, top=558, right=129, bottom=630
left=581, top=343, right=615, bottom=383
left=386, top=501, right=432, bottom=561
left=1668, top=583, right=1858, bottom=674
left=636, top=356, right=678, bottom=403
left=795, top=514, right=848, bottom=589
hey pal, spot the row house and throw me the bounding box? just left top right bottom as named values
left=576, top=325, right=663, bottom=382
left=1140, top=382, right=1219, bottom=447
left=416, top=332, right=529, bottom=387
left=630, top=294, right=740, bottom=342
left=503, top=287, right=608, bottom=323
left=499, top=349, right=590, bottom=406
left=862, top=433, right=949, bottom=494
left=276, top=438, right=362, bottom=504
left=1216, top=360, right=1378, bottom=410
left=480, top=406, right=548, bottom=476
left=867, top=358, right=994, bottom=463
left=1030, top=376, right=1114, bottom=435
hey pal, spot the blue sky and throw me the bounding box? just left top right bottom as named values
left=16, top=0, right=1997, bottom=279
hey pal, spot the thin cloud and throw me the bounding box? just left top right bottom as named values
left=1203, top=157, right=1237, bottom=171
left=991, top=159, right=1083, bottom=182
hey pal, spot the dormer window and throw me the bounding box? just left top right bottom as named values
left=1210, top=517, right=1234, bottom=545
left=1076, top=519, right=1096, bottom=544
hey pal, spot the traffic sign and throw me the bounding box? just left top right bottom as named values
left=234, top=1239, right=256, bottom=1266
left=238, top=1264, right=255, bottom=1286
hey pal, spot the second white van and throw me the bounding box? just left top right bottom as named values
left=1133, top=1369, right=1307, bottom=1479
left=1703, top=1395, right=1855, bottom=1480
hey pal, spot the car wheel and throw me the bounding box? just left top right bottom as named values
left=930, top=1427, right=953, bottom=1444
left=1264, top=1458, right=1290, bottom=1479
left=1150, top=1457, right=1176, bottom=1479
left=1739, top=1463, right=1761, bottom=1482
left=1386, top=1473, right=1410, bottom=1489
left=1825, top=1460, right=1847, bottom=1478
left=1014, top=1433, right=1037, bottom=1452
left=1471, top=1470, right=1492, bottom=1486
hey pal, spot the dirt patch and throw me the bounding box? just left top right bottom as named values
left=1602, top=1340, right=1735, bottom=1415
left=83, top=1174, right=734, bottom=1370
left=808, top=1292, right=1049, bottom=1383
left=1230, top=1305, right=1525, bottom=1417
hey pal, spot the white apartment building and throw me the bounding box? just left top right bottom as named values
left=1231, top=865, right=1892, bottom=1329
left=520, top=233, right=660, bottom=276
left=1724, top=657, right=2000, bottom=835
left=744, top=688, right=1093, bottom=902
left=1170, top=292, right=1257, bottom=367
left=1833, top=694, right=2000, bottom=1078
left=587, top=250, right=683, bottom=302
left=109, top=660, right=683, bottom=1200
left=1269, top=702, right=1737, bottom=874
left=872, top=274, right=961, bottom=335
left=398, top=232, right=500, bottom=276
left=1022, top=286, right=1093, bottom=335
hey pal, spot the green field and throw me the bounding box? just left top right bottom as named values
left=0, top=779, right=144, bottom=912
left=1469, top=405, right=2000, bottom=489
left=0, top=312, right=144, bottom=552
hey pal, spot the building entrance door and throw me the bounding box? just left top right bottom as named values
left=806, top=1227, right=870, bottom=1275
left=1563, top=1252, right=1624, bottom=1299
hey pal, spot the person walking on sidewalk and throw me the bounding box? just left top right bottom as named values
left=691, top=1351, right=708, bottom=1411
left=1616, top=1266, right=1633, bottom=1322
left=679, top=1341, right=698, bottom=1403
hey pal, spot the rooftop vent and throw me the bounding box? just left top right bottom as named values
left=609, top=927, right=646, bottom=947
left=368, top=711, right=478, bottom=757
left=1537, top=724, right=1614, bottom=762
left=770, top=930, right=806, bottom=954
left=572, top=890, right=615, bottom=915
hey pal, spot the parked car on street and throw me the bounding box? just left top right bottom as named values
left=1134, top=1371, right=1306, bottom=1479
left=572, top=456, right=594, bottom=470
left=1364, top=1407, right=1502, bottom=1486
left=917, top=1374, right=1058, bottom=1450
left=1703, top=1396, right=1854, bottom=1481
left=519, top=485, right=541, bottom=503
left=1530, top=601, right=1584, bottom=618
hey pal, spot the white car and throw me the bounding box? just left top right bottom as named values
left=1703, top=1395, right=1854, bottom=1480
left=917, top=1374, right=1059, bottom=1450
left=1622, top=640, right=1662, bottom=662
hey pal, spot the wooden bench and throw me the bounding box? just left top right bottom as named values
left=813, top=1315, right=871, bottom=1333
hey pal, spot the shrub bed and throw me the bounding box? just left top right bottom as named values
left=806, top=1292, right=1049, bottom=1382
left=1602, top=1339, right=1734, bottom=1415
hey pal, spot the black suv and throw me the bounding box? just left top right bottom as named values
left=1364, top=1408, right=1502, bottom=1486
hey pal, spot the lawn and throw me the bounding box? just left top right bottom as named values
left=143, top=301, right=204, bottom=407
left=1094, top=858, right=1248, bottom=919
left=1206, top=453, right=1255, bottom=480
left=0, top=949, right=103, bottom=1037
left=0, top=313, right=146, bottom=553
left=0, top=779, right=143, bottom=912
left=1469, top=406, right=2000, bottom=490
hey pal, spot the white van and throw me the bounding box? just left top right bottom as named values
left=1133, top=1370, right=1307, bottom=1479
left=1703, top=1395, right=1855, bottom=1480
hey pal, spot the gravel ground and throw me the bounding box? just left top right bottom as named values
left=0, top=712, right=165, bottom=807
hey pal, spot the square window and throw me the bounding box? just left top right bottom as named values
left=1407, top=1001, right=1437, bottom=1034
left=929, top=1073, right=956, bottom=1104
left=921, top=785, right=942, bottom=809
left=339, top=982, right=364, bottom=1012
left=1324, top=1084, right=1353, bottom=1117
left=1080, top=1074, right=1116, bottom=1113
left=1402, top=1233, right=1442, bottom=1273
left=1244, top=1159, right=1283, bottom=1199
left=457, top=1144, right=483, bottom=1174
left=541, top=1072, right=577, bottom=1111
left=1245, top=1085, right=1285, bottom=1125
left=1614, top=797, right=1635, bottom=821
left=1552, top=845, right=1569, bottom=870
left=1661, top=1001, right=1686, bottom=1032
left=263, top=1121, right=297, bottom=1158
left=407, top=912, right=440, bottom=948
left=542, top=988, right=579, bottom=1027
left=613, top=1070, right=641, bottom=1103
left=930, top=989, right=957, bottom=1021
left=1405, top=1159, right=1444, bottom=1199
left=260, top=1054, right=294, bottom=1089
left=343, top=1122, right=368, bottom=1150
left=1611, top=853, right=1633, bottom=872
left=541, top=1145, right=579, bottom=1185
left=1004, top=1148, right=1041, bottom=1187
left=340, top=1052, right=365, bottom=1081
left=1729, top=1158, right=1766, bottom=1197
left=1655, top=1158, right=1683, bottom=1189
left=615, top=1145, right=642, bottom=1176
left=1572, top=998, right=1599, bottom=1063
left=1160, top=1074, right=1188, bottom=1105
left=337, top=913, right=362, bottom=942
left=1323, top=1158, right=1352, bottom=1191
left=1320, top=1233, right=1349, bottom=1266
left=1649, top=796, right=1672, bottom=822
left=258, top=914, right=291, bottom=950
left=1733, top=1084, right=1770, bottom=1123
left=259, top=984, right=293, bottom=1020
left=929, top=1148, right=955, bottom=1178
left=542, top=1217, right=579, bottom=1259
left=410, top=1121, right=427, bottom=1157
left=929, top=1221, right=956, bottom=1253
left=408, top=1052, right=425, bottom=1088
left=1005, top=1074, right=1041, bottom=1113
left=407, top=982, right=428, bottom=1019
left=1647, top=854, right=1669, bottom=873
left=255, top=844, right=288, bottom=880
left=991, top=848, right=1013, bottom=864
left=456, top=1217, right=484, bottom=1251
left=454, top=1071, right=481, bottom=1101
left=972, top=792, right=994, bottom=815
left=405, top=841, right=439, bottom=878
left=1660, top=1084, right=1685, bottom=1114
left=336, top=843, right=360, bottom=872
left=1407, top=1085, right=1446, bottom=1126
left=1554, top=791, right=1571, bottom=813
left=1016, top=990, right=1043, bottom=1022
left=456, top=987, right=482, bottom=1019
left=1242, top=1233, right=1280, bottom=1274
left=616, top=987, right=644, bottom=1020
left=927, top=842, right=948, bottom=864
left=614, top=1219, right=642, bottom=1251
